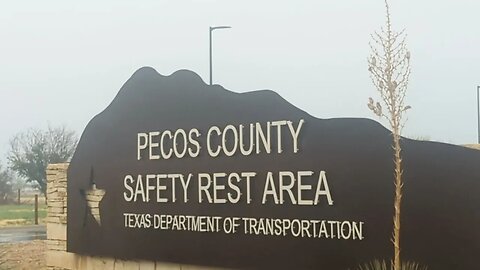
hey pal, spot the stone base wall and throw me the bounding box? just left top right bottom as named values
left=46, top=163, right=225, bottom=270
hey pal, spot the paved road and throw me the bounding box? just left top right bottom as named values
left=0, top=225, right=46, bottom=243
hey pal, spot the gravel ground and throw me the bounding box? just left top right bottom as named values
left=0, top=240, right=45, bottom=270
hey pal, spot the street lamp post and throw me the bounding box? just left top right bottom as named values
left=477, top=85, right=480, bottom=143
left=209, top=26, right=231, bottom=85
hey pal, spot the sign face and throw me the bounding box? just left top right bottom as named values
left=68, top=67, right=480, bottom=270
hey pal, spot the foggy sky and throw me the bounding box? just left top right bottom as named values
left=1, top=0, right=479, bottom=163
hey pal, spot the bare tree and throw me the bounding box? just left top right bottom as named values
left=7, top=126, right=78, bottom=196
left=367, top=0, right=411, bottom=269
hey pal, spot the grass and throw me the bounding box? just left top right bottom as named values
left=355, top=260, right=427, bottom=270
left=0, top=203, right=46, bottom=226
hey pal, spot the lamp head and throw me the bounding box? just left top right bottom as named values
left=210, top=26, right=232, bottom=31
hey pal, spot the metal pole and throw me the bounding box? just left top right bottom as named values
left=209, top=27, right=213, bottom=85
left=477, top=86, right=480, bottom=143
left=209, top=26, right=231, bottom=85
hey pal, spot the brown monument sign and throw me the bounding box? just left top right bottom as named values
left=68, top=67, right=480, bottom=269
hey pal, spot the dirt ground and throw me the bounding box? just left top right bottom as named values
left=0, top=240, right=45, bottom=270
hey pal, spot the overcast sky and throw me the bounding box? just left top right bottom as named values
left=0, top=0, right=479, bottom=163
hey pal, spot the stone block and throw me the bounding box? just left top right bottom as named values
left=138, top=260, right=155, bottom=270
left=154, top=262, right=181, bottom=270
left=180, top=264, right=227, bottom=270
left=86, top=194, right=104, bottom=202
left=77, top=255, right=115, bottom=270
left=59, top=215, right=68, bottom=224
left=48, top=197, right=65, bottom=202
left=47, top=163, right=70, bottom=170
left=48, top=207, right=65, bottom=214
left=48, top=201, right=64, bottom=208
left=46, top=239, right=67, bottom=251
left=47, top=223, right=67, bottom=241
left=45, top=216, right=61, bottom=223
left=46, top=251, right=76, bottom=269
left=114, top=259, right=140, bottom=270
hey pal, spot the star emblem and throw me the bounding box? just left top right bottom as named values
left=81, top=167, right=106, bottom=226
left=85, top=183, right=106, bottom=225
